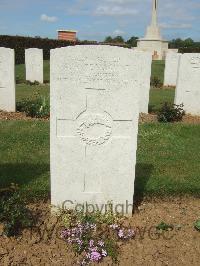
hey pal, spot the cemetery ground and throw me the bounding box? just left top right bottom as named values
left=0, top=61, right=200, bottom=265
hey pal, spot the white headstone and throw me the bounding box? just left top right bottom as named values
left=50, top=45, right=141, bottom=213
left=0, top=47, right=15, bottom=112
left=175, top=54, right=200, bottom=115
left=25, top=48, right=43, bottom=83
left=134, top=51, right=152, bottom=113
left=164, top=53, right=180, bottom=87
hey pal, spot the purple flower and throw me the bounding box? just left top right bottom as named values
left=89, top=239, right=94, bottom=247
left=90, top=251, right=102, bottom=262
left=77, top=239, right=83, bottom=246
left=118, top=229, right=124, bottom=238
left=77, top=223, right=83, bottom=228
left=72, top=228, right=76, bottom=234
left=80, top=259, right=87, bottom=265
left=110, top=224, right=119, bottom=229
left=127, top=229, right=135, bottom=238
left=90, top=224, right=96, bottom=230
left=67, top=239, right=72, bottom=244
left=90, top=246, right=98, bottom=252
left=61, top=229, right=71, bottom=238
left=102, top=249, right=107, bottom=257
left=86, top=253, right=91, bottom=259
left=98, top=240, right=104, bottom=247
left=117, top=228, right=135, bottom=240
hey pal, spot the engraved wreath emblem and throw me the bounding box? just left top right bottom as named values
left=77, top=113, right=112, bottom=146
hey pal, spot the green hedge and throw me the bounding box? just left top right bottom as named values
left=179, top=47, right=200, bottom=53
left=0, top=35, right=131, bottom=65
left=0, top=35, right=99, bottom=64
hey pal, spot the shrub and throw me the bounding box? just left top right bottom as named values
left=25, top=80, right=40, bottom=86
left=157, top=102, right=185, bottom=123
left=0, top=189, right=34, bottom=237
left=151, top=76, right=163, bottom=88
left=17, top=96, right=50, bottom=118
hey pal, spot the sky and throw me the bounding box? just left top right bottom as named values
left=0, top=0, right=199, bottom=41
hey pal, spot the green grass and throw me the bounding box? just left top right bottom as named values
left=151, top=60, right=165, bottom=83
left=16, top=84, right=49, bottom=102
left=0, top=121, right=200, bottom=200
left=149, top=88, right=175, bottom=112
left=0, top=121, right=50, bottom=200
left=15, top=63, right=25, bottom=83
left=136, top=123, right=200, bottom=197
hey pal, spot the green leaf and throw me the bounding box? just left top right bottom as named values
left=194, top=220, right=200, bottom=231
left=156, top=222, right=174, bottom=231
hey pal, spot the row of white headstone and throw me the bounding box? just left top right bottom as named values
left=0, top=45, right=200, bottom=213
left=25, top=48, right=43, bottom=84
left=0, top=48, right=43, bottom=112
left=164, top=52, right=200, bottom=115
left=0, top=46, right=152, bottom=114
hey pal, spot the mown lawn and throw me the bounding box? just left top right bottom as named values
left=0, top=121, right=200, bottom=200
left=0, top=121, right=50, bottom=200
left=16, top=84, right=50, bottom=102
left=149, top=88, right=175, bottom=112
left=1, top=59, right=199, bottom=201
left=151, top=60, right=165, bottom=83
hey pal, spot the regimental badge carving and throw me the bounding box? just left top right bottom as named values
left=77, top=112, right=112, bottom=146
left=190, top=56, right=200, bottom=68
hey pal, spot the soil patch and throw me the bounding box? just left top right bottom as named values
left=0, top=197, right=200, bottom=265
left=0, top=111, right=49, bottom=121
left=1, top=111, right=200, bottom=125
left=139, top=113, right=200, bottom=125
left=139, top=113, right=158, bottom=123
left=182, top=114, right=200, bottom=124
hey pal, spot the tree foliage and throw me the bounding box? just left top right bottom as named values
left=104, top=35, right=138, bottom=47
left=169, top=38, right=200, bottom=49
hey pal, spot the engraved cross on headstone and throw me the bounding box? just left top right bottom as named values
left=56, top=89, right=133, bottom=193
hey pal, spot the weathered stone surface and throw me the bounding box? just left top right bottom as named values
left=175, top=53, right=200, bottom=115
left=50, top=45, right=142, bottom=213
left=164, top=52, right=180, bottom=87
left=134, top=51, right=152, bottom=113
left=0, top=47, right=15, bottom=112
left=25, top=48, right=43, bottom=83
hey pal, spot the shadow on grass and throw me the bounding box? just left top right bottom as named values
left=0, top=163, right=49, bottom=189
left=148, top=104, right=156, bottom=113
left=133, top=163, right=154, bottom=212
